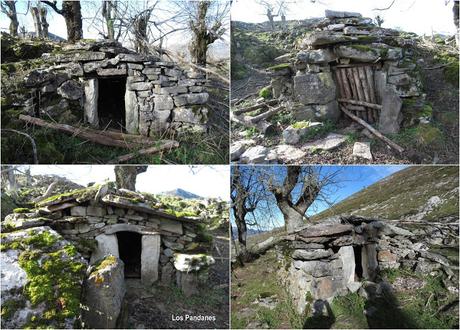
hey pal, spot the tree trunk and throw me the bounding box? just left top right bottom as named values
left=31, top=7, right=43, bottom=38
left=1, top=165, right=18, bottom=194
left=3, top=1, right=19, bottom=36
left=232, top=166, right=248, bottom=254
left=189, top=1, right=209, bottom=66
left=114, top=166, right=147, bottom=191
left=277, top=200, right=306, bottom=232
left=133, top=10, right=150, bottom=54
left=102, top=0, right=116, bottom=39
left=40, top=6, right=49, bottom=38
left=62, top=1, right=83, bottom=42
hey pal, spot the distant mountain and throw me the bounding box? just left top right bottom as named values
left=161, top=188, right=203, bottom=200
left=231, top=226, right=265, bottom=239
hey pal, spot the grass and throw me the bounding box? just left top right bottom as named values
left=231, top=250, right=303, bottom=329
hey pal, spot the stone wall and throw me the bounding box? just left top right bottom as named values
left=270, top=10, right=425, bottom=134
left=23, top=40, right=209, bottom=135
left=276, top=215, right=458, bottom=315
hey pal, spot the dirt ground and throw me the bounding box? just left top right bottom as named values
left=119, top=227, right=229, bottom=329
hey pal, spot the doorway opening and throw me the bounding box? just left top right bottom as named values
left=98, top=77, right=127, bottom=130
left=117, top=231, right=141, bottom=278
left=353, top=245, right=363, bottom=280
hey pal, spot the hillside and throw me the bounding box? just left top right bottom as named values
left=314, top=166, right=459, bottom=221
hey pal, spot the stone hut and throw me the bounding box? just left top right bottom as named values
left=1, top=184, right=223, bottom=328
left=277, top=215, right=455, bottom=315
left=23, top=40, right=209, bottom=135
left=271, top=10, right=424, bottom=134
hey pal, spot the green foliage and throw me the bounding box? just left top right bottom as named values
left=434, top=50, right=459, bottom=87
left=291, top=121, right=311, bottom=129
left=346, top=132, right=359, bottom=144
left=1, top=298, right=26, bottom=320
left=244, top=127, right=259, bottom=138
left=300, top=120, right=336, bottom=142
left=258, top=86, right=272, bottom=99
left=1, top=193, right=17, bottom=220
left=328, top=293, right=367, bottom=329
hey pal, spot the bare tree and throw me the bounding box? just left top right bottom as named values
left=133, top=8, right=153, bottom=54
left=257, top=0, right=278, bottom=30
left=31, top=2, right=48, bottom=38
left=1, top=1, right=19, bottom=36
left=268, top=166, right=341, bottom=232
left=114, top=166, right=148, bottom=191
left=41, top=0, right=83, bottom=42
left=231, top=166, right=263, bottom=257
left=174, top=0, right=229, bottom=66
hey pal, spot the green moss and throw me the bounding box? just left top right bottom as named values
left=349, top=44, right=374, bottom=52
left=1, top=298, right=26, bottom=320
left=0, top=229, right=87, bottom=328
left=37, top=185, right=99, bottom=207
left=13, top=207, right=30, bottom=214
left=258, top=86, right=272, bottom=99
left=419, top=104, right=433, bottom=117
left=267, top=63, right=291, bottom=71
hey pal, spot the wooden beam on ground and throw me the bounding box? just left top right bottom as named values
left=233, top=99, right=279, bottom=115
left=18, top=115, right=159, bottom=149
left=109, top=140, right=179, bottom=163
left=340, top=106, right=404, bottom=153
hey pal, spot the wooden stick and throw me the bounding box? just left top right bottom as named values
left=338, top=98, right=382, bottom=110
left=20, top=115, right=147, bottom=149
left=109, top=140, right=180, bottom=163
left=352, top=67, right=368, bottom=121
left=233, top=99, right=279, bottom=115
left=250, top=106, right=284, bottom=122
left=334, top=69, right=346, bottom=98
left=365, top=66, right=378, bottom=120
left=358, top=66, right=373, bottom=122
left=340, top=106, right=404, bottom=153
left=339, top=69, right=353, bottom=99
left=231, top=113, right=276, bottom=136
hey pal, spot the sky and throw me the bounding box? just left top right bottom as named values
left=231, top=165, right=407, bottom=230
left=19, top=165, right=230, bottom=200
left=0, top=0, right=230, bottom=59
left=232, top=0, right=457, bottom=35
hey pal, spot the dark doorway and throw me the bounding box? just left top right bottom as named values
left=117, top=231, right=141, bottom=278
left=353, top=245, right=363, bottom=280
left=98, top=77, right=126, bottom=130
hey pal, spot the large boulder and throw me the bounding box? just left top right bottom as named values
left=293, top=72, right=336, bottom=105
left=378, top=86, right=402, bottom=134
left=1, top=226, right=87, bottom=329
left=83, top=255, right=126, bottom=329
left=57, top=80, right=83, bottom=100
left=301, top=31, right=349, bottom=47
left=296, top=49, right=337, bottom=65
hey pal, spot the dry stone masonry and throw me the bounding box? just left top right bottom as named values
left=23, top=40, right=209, bottom=135
left=1, top=184, right=225, bottom=328
left=276, top=215, right=458, bottom=315
left=271, top=10, right=423, bottom=134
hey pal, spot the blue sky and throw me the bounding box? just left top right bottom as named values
left=231, top=165, right=407, bottom=230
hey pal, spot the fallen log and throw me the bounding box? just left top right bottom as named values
left=233, top=92, right=257, bottom=106
left=338, top=98, right=382, bottom=110
left=19, top=115, right=151, bottom=149
left=231, top=113, right=276, bottom=136
left=233, top=99, right=279, bottom=115
left=340, top=106, right=404, bottom=153
left=109, top=140, right=180, bottom=163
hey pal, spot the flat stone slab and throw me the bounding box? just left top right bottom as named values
left=297, top=223, right=354, bottom=238
left=292, top=248, right=334, bottom=260
left=304, top=133, right=347, bottom=151
left=240, top=146, right=269, bottom=163
left=352, top=142, right=373, bottom=160
left=230, top=139, right=256, bottom=161
left=325, top=10, right=362, bottom=18
left=271, top=144, right=306, bottom=162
